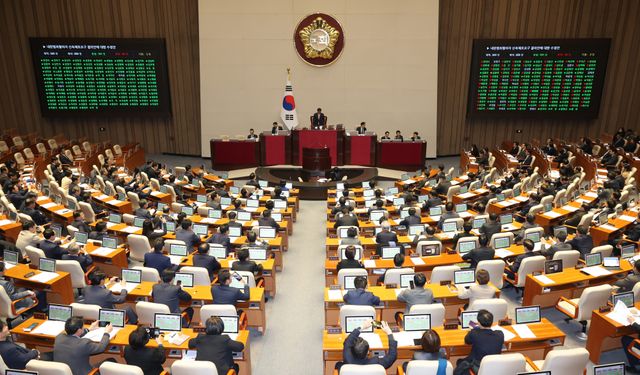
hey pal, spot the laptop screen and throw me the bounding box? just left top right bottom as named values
left=3, top=250, right=18, bottom=265
left=403, top=314, right=431, bottom=332
left=340, top=247, right=362, bottom=261
left=6, top=369, right=39, bottom=375
left=622, top=244, right=637, bottom=259
left=336, top=183, right=344, bottom=191
left=259, top=227, right=276, bottom=239
left=500, top=213, right=513, bottom=225
left=271, top=212, right=282, bottom=222
left=165, top=221, right=176, bottom=232
left=593, top=363, right=625, bottom=375
left=362, top=181, right=371, bottom=189
left=544, top=203, right=553, bottom=212
left=196, top=194, right=207, bottom=203
left=598, top=211, right=609, bottom=226
left=39, top=258, right=56, bottom=273
left=228, top=226, right=242, bottom=237
left=67, top=200, right=77, bottom=210
left=420, top=244, right=440, bottom=256
left=274, top=200, right=287, bottom=209
left=154, top=313, right=182, bottom=332
left=209, top=246, right=227, bottom=259
left=191, top=178, right=201, bottom=187
left=337, top=227, right=351, bottom=238
left=74, top=231, right=88, bottom=245
left=246, top=199, right=259, bottom=208
left=612, top=292, right=635, bottom=308
left=525, top=231, right=541, bottom=243
left=249, top=247, right=267, bottom=260
left=553, top=226, right=567, bottom=238
left=219, top=315, right=239, bottom=334
left=393, top=197, right=405, bottom=206
left=472, top=218, right=486, bottom=229
left=133, top=217, right=145, bottom=228
left=494, top=237, right=510, bottom=249
left=160, top=185, right=168, bottom=194
left=455, top=203, right=467, bottom=213
left=193, top=224, right=208, bottom=236
left=418, top=195, right=428, bottom=203
left=382, top=246, right=401, bottom=259
left=370, top=210, right=385, bottom=222
left=454, top=269, right=475, bottom=285
left=229, top=186, right=240, bottom=195
left=544, top=260, right=563, bottom=274
left=496, top=193, right=505, bottom=202
left=99, top=309, right=125, bottom=328
left=585, top=253, right=602, bottom=267
left=429, top=207, right=443, bottom=217
left=109, top=213, right=122, bottom=224
left=181, top=206, right=194, bottom=216
left=208, top=209, right=222, bottom=219
left=122, top=269, right=142, bottom=284
left=175, top=272, right=194, bottom=288
left=51, top=224, right=63, bottom=238
left=458, top=240, right=476, bottom=254
left=169, top=244, right=188, bottom=257
left=515, top=306, right=541, bottom=324
left=102, top=236, right=118, bottom=249
left=220, top=197, right=232, bottom=206
left=48, top=303, right=72, bottom=322
left=400, top=273, right=415, bottom=288
left=442, top=221, right=457, bottom=233
left=400, top=210, right=410, bottom=219
left=237, top=211, right=252, bottom=221
left=259, top=180, right=268, bottom=188
left=343, top=275, right=358, bottom=290
left=409, top=225, right=425, bottom=236
left=386, top=187, right=399, bottom=195
left=345, top=315, right=373, bottom=333
left=461, top=311, right=479, bottom=329
left=603, top=257, right=620, bottom=268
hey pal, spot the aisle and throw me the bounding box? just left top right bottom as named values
left=250, top=200, right=326, bottom=374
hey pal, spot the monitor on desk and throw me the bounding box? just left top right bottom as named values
left=363, top=189, right=374, bottom=198
left=249, top=247, right=267, bottom=261
left=259, top=227, right=276, bottom=239
left=193, top=224, right=208, bottom=236
left=442, top=221, right=457, bottom=233
left=429, top=206, right=443, bottom=217
left=336, top=183, right=344, bottom=191
left=209, top=246, right=227, bottom=259
left=157, top=203, right=167, bottom=213
left=169, top=244, right=188, bottom=257
left=133, top=217, right=145, bottom=228
left=494, top=237, right=511, bottom=249
left=382, top=246, right=401, bottom=259
left=160, top=185, right=168, bottom=194
left=403, top=314, right=431, bottom=332
left=102, top=236, right=118, bottom=249
left=259, top=180, right=268, bottom=188
left=337, top=227, right=352, bottom=238
left=246, top=199, right=259, bottom=208
left=154, top=313, right=182, bottom=332
left=585, top=252, right=602, bottom=267
left=419, top=244, right=440, bottom=257
left=622, top=244, right=637, bottom=259
left=553, top=226, right=567, bottom=238
left=364, top=199, right=375, bottom=208
left=48, top=303, right=72, bottom=322
left=99, top=308, right=125, bottom=328
left=524, top=231, right=541, bottom=243
left=597, top=211, right=609, bottom=226
left=274, top=200, right=287, bottom=210
left=543, top=202, right=553, bottom=212
left=612, top=291, right=634, bottom=308
left=39, top=258, right=56, bottom=273
left=122, top=269, right=142, bottom=284
left=50, top=224, right=62, bottom=239
left=196, top=194, right=207, bottom=203
left=271, top=212, right=283, bottom=222
left=181, top=206, right=194, bottom=216
left=515, top=305, right=541, bottom=324
left=343, top=275, right=358, bottom=290
left=514, top=187, right=521, bottom=197
left=454, top=269, right=475, bottom=287
left=8, top=210, right=18, bottom=222
left=362, top=182, right=371, bottom=189
left=386, top=187, right=399, bottom=195
left=544, top=260, right=563, bottom=274
left=399, top=209, right=410, bottom=219
left=345, top=315, right=374, bottom=333
left=400, top=273, right=415, bottom=288
left=228, top=226, right=242, bottom=237
left=6, top=369, right=39, bottom=375
left=208, top=209, right=222, bottom=219
left=461, top=311, right=479, bottom=329
left=165, top=221, right=176, bottom=233
left=220, top=197, right=232, bottom=206
left=393, top=197, right=405, bottom=206
left=428, top=180, right=437, bottom=187
left=370, top=210, right=385, bottom=222
left=219, top=315, right=239, bottom=334
left=499, top=213, right=513, bottom=225
left=409, top=224, right=425, bottom=236
left=593, top=363, right=625, bottom=375
left=496, top=193, right=505, bottom=202
left=237, top=211, right=252, bottom=221
left=191, top=178, right=201, bottom=187
left=174, top=272, right=194, bottom=288
left=460, top=186, right=469, bottom=194
left=340, top=247, right=362, bottom=261
left=230, top=186, right=240, bottom=195
left=458, top=240, right=476, bottom=254
left=73, top=231, right=88, bottom=245
left=472, top=217, right=486, bottom=229
left=418, top=195, right=428, bottom=203
left=603, top=257, right=620, bottom=268
left=67, top=199, right=76, bottom=210
left=455, top=203, right=467, bottom=213
left=3, top=250, right=18, bottom=265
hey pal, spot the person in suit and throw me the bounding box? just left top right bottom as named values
left=207, top=224, right=232, bottom=254
left=0, top=262, right=37, bottom=309
left=340, top=227, right=362, bottom=246
left=188, top=316, right=244, bottom=374
left=344, top=276, right=380, bottom=306
left=394, top=130, right=403, bottom=141
left=453, top=221, right=475, bottom=247
left=70, top=211, right=91, bottom=234
left=257, top=210, right=280, bottom=231
left=413, top=225, right=439, bottom=246
left=456, top=310, right=504, bottom=370
left=375, top=221, right=399, bottom=256
left=564, top=204, right=588, bottom=229
left=340, top=319, right=397, bottom=369
left=21, top=199, right=49, bottom=226
left=337, top=246, right=364, bottom=272
left=437, top=202, right=460, bottom=229
left=397, top=273, right=433, bottom=313
left=53, top=317, right=112, bottom=375
left=153, top=270, right=194, bottom=326
left=600, top=145, right=619, bottom=167
left=16, top=221, right=42, bottom=259
left=434, top=176, right=451, bottom=196
left=399, top=207, right=421, bottom=227
left=505, top=239, right=536, bottom=279
left=410, top=131, right=421, bottom=141
left=271, top=122, right=283, bottom=135
left=461, top=235, right=494, bottom=269
left=83, top=270, right=138, bottom=323
left=211, top=269, right=250, bottom=305
left=247, top=128, right=258, bottom=140
left=367, top=199, right=387, bottom=216
left=193, top=243, right=221, bottom=281
left=240, top=231, right=268, bottom=251
left=479, top=213, right=501, bottom=243
left=62, top=243, right=93, bottom=272
left=353, top=122, right=367, bottom=135
left=142, top=218, right=166, bottom=244
left=311, top=107, right=327, bottom=129
left=175, top=219, right=201, bottom=250
left=541, top=230, right=572, bottom=259
left=6, top=183, right=29, bottom=209
left=40, top=228, right=68, bottom=260
left=144, top=238, right=174, bottom=275
left=457, top=269, right=496, bottom=307
left=335, top=206, right=359, bottom=229
left=231, top=248, right=264, bottom=277
left=0, top=319, right=39, bottom=369
left=567, top=225, right=594, bottom=258
left=615, top=261, right=640, bottom=292
left=381, top=131, right=391, bottom=140
left=124, top=326, right=166, bottom=375
left=422, top=190, right=443, bottom=210
left=515, top=213, right=540, bottom=242
left=89, top=221, right=109, bottom=241
left=134, top=199, right=153, bottom=219
left=226, top=211, right=244, bottom=230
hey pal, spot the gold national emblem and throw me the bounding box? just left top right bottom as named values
left=298, top=17, right=340, bottom=59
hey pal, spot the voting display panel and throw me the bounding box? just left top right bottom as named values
left=468, top=39, right=610, bottom=119
left=30, top=38, right=171, bottom=116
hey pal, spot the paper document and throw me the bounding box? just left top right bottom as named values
left=108, top=199, right=122, bottom=205
left=36, top=196, right=48, bottom=202
left=0, top=220, right=12, bottom=226
left=360, top=333, right=383, bottom=348
left=393, top=331, right=420, bottom=347
left=31, top=320, right=66, bottom=336
left=492, top=326, right=516, bottom=341
left=169, top=255, right=184, bottom=265
left=457, top=193, right=475, bottom=199
left=327, top=290, right=346, bottom=300
left=459, top=212, right=472, bottom=219
left=494, top=249, right=514, bottom=258
left=450, top=180, right=460, bottom=186
left=106, top=222, right=118, bottom=229
left=121, top=226, right=140, bottom=234
left=606, top=300, right=640, bottom=326
left=96, top=194, right=109, bottom=200
left=618, top=215, right=636, bottom=222
left=410, top=257, right=425, bottom=266
left=84, top=327, right=120, bottom=342
left=225, top=333, right=238, bottom=341
left=3, top=262, right=15, bottom=270
left=164, top=332, right=189, bottom=345
left=512, top=324, right=536, bottom=339
left=198, top=218, right=216, bottom=224
left=150, top=191, right=162, bottom=196
left=182, top=350, right=197, bottom=361
left=533, top=274, right=555, bottom=285
left=91, top=247, right=115, bottom=257
left=514, top=196, right=529, bottom=202
left=581, top=266, right=612, bottom=277
left=585, top=191, right=599, bottom=198
left=599, top=224, right=618, bottom=232
left=41, top=202, right=57, bottom=209
left=110, top=282, right=138, bottom=293
left=543, top=211, right=562, bottom=218
left=29, top=271, right=59, bottom=283
left=55, top=209, right=71, bottom=215
left=561, top=205, right=580, bottom=212
left=402, top=179, right=415, bottom=185
left=363, top=260, right=377, bottom=268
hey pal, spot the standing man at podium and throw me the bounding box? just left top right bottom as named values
left=311, top=108, right=327, bottom=129
left=356, top=122, right=367, bottom=135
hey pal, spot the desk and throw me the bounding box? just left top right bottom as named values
left=377, top=141, right=426, bottom=171
left=345, top=132, right=376, bottom=166
left=210, top=139, right=261, bottom=170
left=325, top=236, right=413, bottom=258
left=91, top=192, right=133, bottom=214
left=11, top=317, right=252, bottom=375
left=4, top=264, right=73, bottom=304
left=84, top=242, right=129, bottom=277
left=35, top=197, right=73, bottom=225
left=0, top=216, right=21, bottom=243
left=586, top=302, right=640, bottom=364
left=292, top=129, right=345, bottom=166
left=303, top=147, right=331, bottom=172
left=322, top=318, right=565, bottom=375
left=261, top=132, right=291, bottom=166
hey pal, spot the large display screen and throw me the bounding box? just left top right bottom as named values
left=467, top=39, right=610, bottom=119
left=30, top=38, right=171, bottom=116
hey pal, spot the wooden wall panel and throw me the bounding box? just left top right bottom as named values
left=437, top=0, right=640, bottom=155
left=0, top=0, right=200, bottom=155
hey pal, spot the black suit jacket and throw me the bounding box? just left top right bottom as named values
left=334, top=214, right=359, bottom=229
left=462, top=246, right=495, bottom=269
left=193, top=253, right=221, bottom=280
left=0, top=340, right=38, bottom=369
left=124, top=345, right=166, bottom=375
left=188, top=334, right=244, bottom=375
left=479, top=222, right=501, bottom=242
left=40, top=239, right=68, bottom=260
left=312, top=113, right=327, bottom=128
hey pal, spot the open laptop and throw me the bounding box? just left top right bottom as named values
left=429, top=206, right=443, bottom=218
left=458, top=240, right=476, bottom=255
left=6, top=369, right=39, bottom=375
left=107, top=213, right=122, bottom=228
left=98, top=308, right=125, bottom=335
left=500, top=213, right=517, bottom=231
left=246, top=199, right=259, bottom=209
left=585, top=252, right=602, bottom=267
left=39, top=258, right=56, bottom=273
left=271, top=212, right=283, bottom=222
left=219, top=315, right=239, bottom=340
left=621, top=244, right=637, bottom=259
left=493, top=236, right=511, bottom=250
left=343, top=275, right=358, bottom=290
left=259, top=227, right=276, bottom=239
left=603, top=257, right=621, bottom=270
left=174, top=272, right=194, bottom=288
left=237, top=211, right=252, bottom=222
left=165, top=221, right=176, bottom=233
left=496, top=193, right=505, bottom=202
left=345, top=315, right=374, bottom=333
left=133, top=217, right=145, bottom=228
left=597, top=211, right=609, bottom=226
left=209, top=245, right=227, bottom=259
left=74, top=231, right=88, bottom=245
left=102, top=236, right=118, bottom=250
left=393, top=197, right=405, bottom=206
left=515, top=305, right=541, bottom=324
left=228, top=226, right=242, bottom=239
left=3, top=249, right=19, bottom=269
left=154, top=313, right=182, bottom=333
left=220, top=197, right=232, bottom=207
left=593, top=363, right=625, bottom=375
left=472, top=217, right=486, bottom=229
left=399, top=273, right=415, bottom=289
left=408, top=225, right=426, bottom=237
left=259, top=180, right=268, bottom=188
left=181, top=206, right=194, bottom=216
left=386, top=187, right=399, bottom=195
left=370, top=210, right=385, bottom=222
left=441, top=221, right=458, bottom=238
left=208, top=209, right=222, bottom=219
left=612, top=291, right=634, bottom=308
left=169, top=243, right=189, bottom=265
left=381, top=246, right=401, bottom=259
left=460, top=311, right=479, bottom=329
left=544, top=260, right=563, bottom=274
left=403, top=313, right=431, bottom=339
left=249, top=247, right=268, bottom=261
left=111, top=268, right=142, bottom=293
left=30, top=303, right=72, bottom=336
left=454, top=269, right=475, bottom=288
left=455, top=203, right=468, bottom=213
left=337, top=227, right=352, bottom=238
left=196, top=194, right=207, bottom=204
left=553, top=226, right=567, bottom=238
left=50, top=224, right=63, bottom=240
left=193, top=224, right=208, bottom=237
left=274, top=200, right=287, bottom=210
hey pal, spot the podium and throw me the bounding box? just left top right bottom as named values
left=302, top=147, right=331, bottom=171
left=377, top=140, right=426, bottom=170
left=345, top=132, right=376, bottom=166
left=292, top=128, right=344, bottom=166
left=261, top=131, right=291, bottom=166
left=210, top=138, right=260, bottom=170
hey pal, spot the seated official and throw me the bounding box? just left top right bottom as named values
left=62, top=243, right=93, bottom=272
left=231, top=248, right=264, bottom=276
left=207, top=224, right=232, bottom=254
left=505, top=239, right=536, bottom=279
left=456, top=309, right=504, bottom=373
left=271, top=122, right=283, bottom=135
left=340, top=319, right=397, bottom=369
left=402, top=329, right=447, bottom=372
left=453, top=221, right=475, bottom=247
left=124, top=326, right=166, bottom=375
left=335, top=206, right=359, bottom=229
left=433, top=176, right=451, bottom=196
left=240, top=231, right=268, bottom=252
left=311, top=107, right=327, bottom=129
left=437, top=202, right=460, bottom=229
left=0, top=318, right=39, bottom=369
left=479, top=213, right=501, bottom=242
left=193, top=243, right=221, bottom=281
left=89, top=221, right=109, bottom=241
left=379, top=253, right=411, bottom=284
left=40, top=228, right=68, bottom=260
left=0, top=262, right=38, bottom=309
left=176, top=219, right=202, bottom=250
left=515, top=214, right=539, bottom=242
left=615, top=261, right=640, bottom=292
left=356, top=122, right=367, bottom=135
left=152, top=270, right=193, bottom=327
left=541, top=230, right=571, bottom=258
left=247, top=128, right=258, bottom=140
left=394, top=130, right=403, bottom=141
left=258, top=209, right=280, bottom=231
left=211, top=270, right=250, bottom=305
left=53, top=317, right=113, bottom=375
left=461, top=235, right=494, bottom=269
left=344, top=276, right=380, bottom=306
left=567, top=225, right=594, bottom=258
left=340, top=227, right=362, bottom=246
left=410, top=132, right=421, bottom=141
left=135, top=199, right=153, bottom=219
left=457, top=269, right=495, bottom=307
left=375, top=221, right=400, bottom=256
left=83, top=270, right=138, bottom=324
left=142, top=218, right=167, bottom=243
left=16, top=221, right=42, bottom=260
left=70, top=211, right=92, bottom=234
left=227, top=211, right=243, bottom=229
left=421, top=190, right=443, bottom=209
left=397, top=273, right=433, bottom=313
left=337, top=246, right=364, bottom=272
left=188, top=316, right=244, bottom=374
left=399, top=207, right=421, bottom=227
left=381, top=131, right=391, bottom=140
left=413, top=225, right=439, bottom=246
left=368, top=199, right=387, bottom=216
left=22, top=199, right=49, bottom=226
left=144, top=238, right=174, bottom=275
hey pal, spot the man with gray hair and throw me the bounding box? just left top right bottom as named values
left=375, top=220, right=400, bottom=256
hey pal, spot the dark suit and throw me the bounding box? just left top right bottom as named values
left=614, top=273, right=640, bottom=292
left=22, top=206, right=49, bottom=225
left=464, top=328, right=504, bottom=363
left=124, top=346, right=166, bottom=375
left=434, top=181, right=451, bottom=196
left=193, top=253, right=221, bottom=280
left=175, top=228, right=201, bottom=249
left=71, top=219, right=92, bottom=234
left=567, top=234, right=594, bottom=258
left=422, top=197, right=443, bottom=210
left=207, top=233, right=232, bottom=253
left=211, top=284, right=250, bottom=305
left=356, top=126, right=367, bottom=135
left=134, top=208, right=153, bottom=219
left=62, top=253, right=93, bottom=272
left=437, top=211, right=460, bottom=229
left=479, top=222, right=501, bottom=243
left=88, top=230, right=107, bottom=241
left=144, top=251, right=173, bottom=275
left=40, top=239, right=68, bottom=260
left=152, top=282, right=192, bottom=314
left=375, top=231, right=399, bottom=256
left=542, top=242, right=572, bottom=259
left=0, top=340, right=38, bottom=369
left=257, top=217, right=280, bottom=231
left=188, top=334, right=244, bottom=375
left=311, top=113, right=327, bottom=128
left=343, top=328, right=397, bottom=368
left=337, top=259, right=363, bottom=272
left=82, top=284, right=137, bottom=323
left=343, top=288, right=380, bottom=306
left=462, top=246, right=495, bottom=269
left=335, top=214, right=359, bottom=229
left=399, top=215, right=421, bottom=227
left=510, top=251, right=537, bottom=273
left=54, top=332, right=111, bottom=375
left=231, top=260, right=263, bottom=275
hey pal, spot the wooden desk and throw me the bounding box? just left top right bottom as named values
left=124, top=282, right=267, bottom=333
left=4, top=264, right=73, bottom=304
left=0, top=216, right=21, bottom=243
left=523, top=262, right=632, bottom=308
left=325, top=236, right=413, bottom=257
left=35, top=197, right=73, bottom=225
left=322, top=318, right=565, bottom=375
left=91, top=192, right=133, bottom=214
left=586, top=302, right=640, bottom=364
left=84, top=242, right=129, bottom=277
left=11, top=317, right=252, bottom=375
left=147, top=190, right=173, bottom=205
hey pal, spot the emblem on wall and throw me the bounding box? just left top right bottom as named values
left=294, top=13, right=344, bottom=66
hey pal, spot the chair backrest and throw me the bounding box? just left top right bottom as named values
left=455, top=236, right=479, bottom=253
left=55, top=260, right=87, bottom=289
left=165, top=184, right=177, bottom=202
left=234, top=270, right=257, bottom=288
left=174, top=166, right=186, bottom=177
left=406, top=360, right=454, bottom=375
left=477, top=353, right=526, bottom=375
left=0, top=141, right=7, bottom=153
left=337, top=244, right=364, bottom=260
left=577, top=212, right=594, bottom=227
left=123, top=213, right=135, bottom=225
left=72, top=144, right=82, bottom=156
left=528, top=204, right=544, bottom=216
left=99, top=361, right=144, bottom=375
left=553, top=250, right=581, bottom=268
left=198, top=304, right=238, bottom=323
left=113, top=144, right=123, bottom=156
left=150, top=178, right=161, bottom=191
left=633, top=281, right=640, bottom=302
left=576, top=284, right=612, bottom=321
left=23, top=147, right=35, bottom=161
left=339, top=364, right=386, bottom=375
left=430, top=265, right=460, bottom=284
left=339, top=305, right=376, bottom=332
left=0, top=353, right=7, bottom=374
left=416, top=240, right=443, bottom=256
left=468, top=298, right=508, bottom=320
left=539, top=347, right=589, bottom=375
left=78, top=201, right=96, bottom=222
left=25, top=245, right=46, bottom=265
left=590, top=244, right=613, bottom=258
left=48, top=138, right=58, bottom=150
left=383, top=268, right=415, bottom=286
left=443, top=217, right=464, bottom=230
left=12, top=136, right=24, bottom=147
left=0, top=286, right=17, bottom=319
left=66, top=225, right=78, bottom=238
left=523, top=227, right=544, bottom=239
left=515, top=255, right=546, bottom=287
left=446, top=185, right=461, bottom=201
left=26, top=359, right=73, bottom=375
left=180, top=266, right=212, bottom=286
left=490, top=232, right=514, bottom=249
left=171, top=359, right=219, bottom=375
left=132, top=266, right=161, bottom=282
left=127, top=234, right=152, bottom=261
left=409, top=303, right=446, bottom=328
left=127, top=191, right=140, bottom=210
left=82, top=141, right=91, bottom=153
left=477, top=259, right=505, bottom=289
left=171, top=202, right=185, bottom=213
left=337, top=268, right=368, bottom=288
left=136, top=301, right=170, bottom=326
left=70, top=302, right=101, bottom=321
